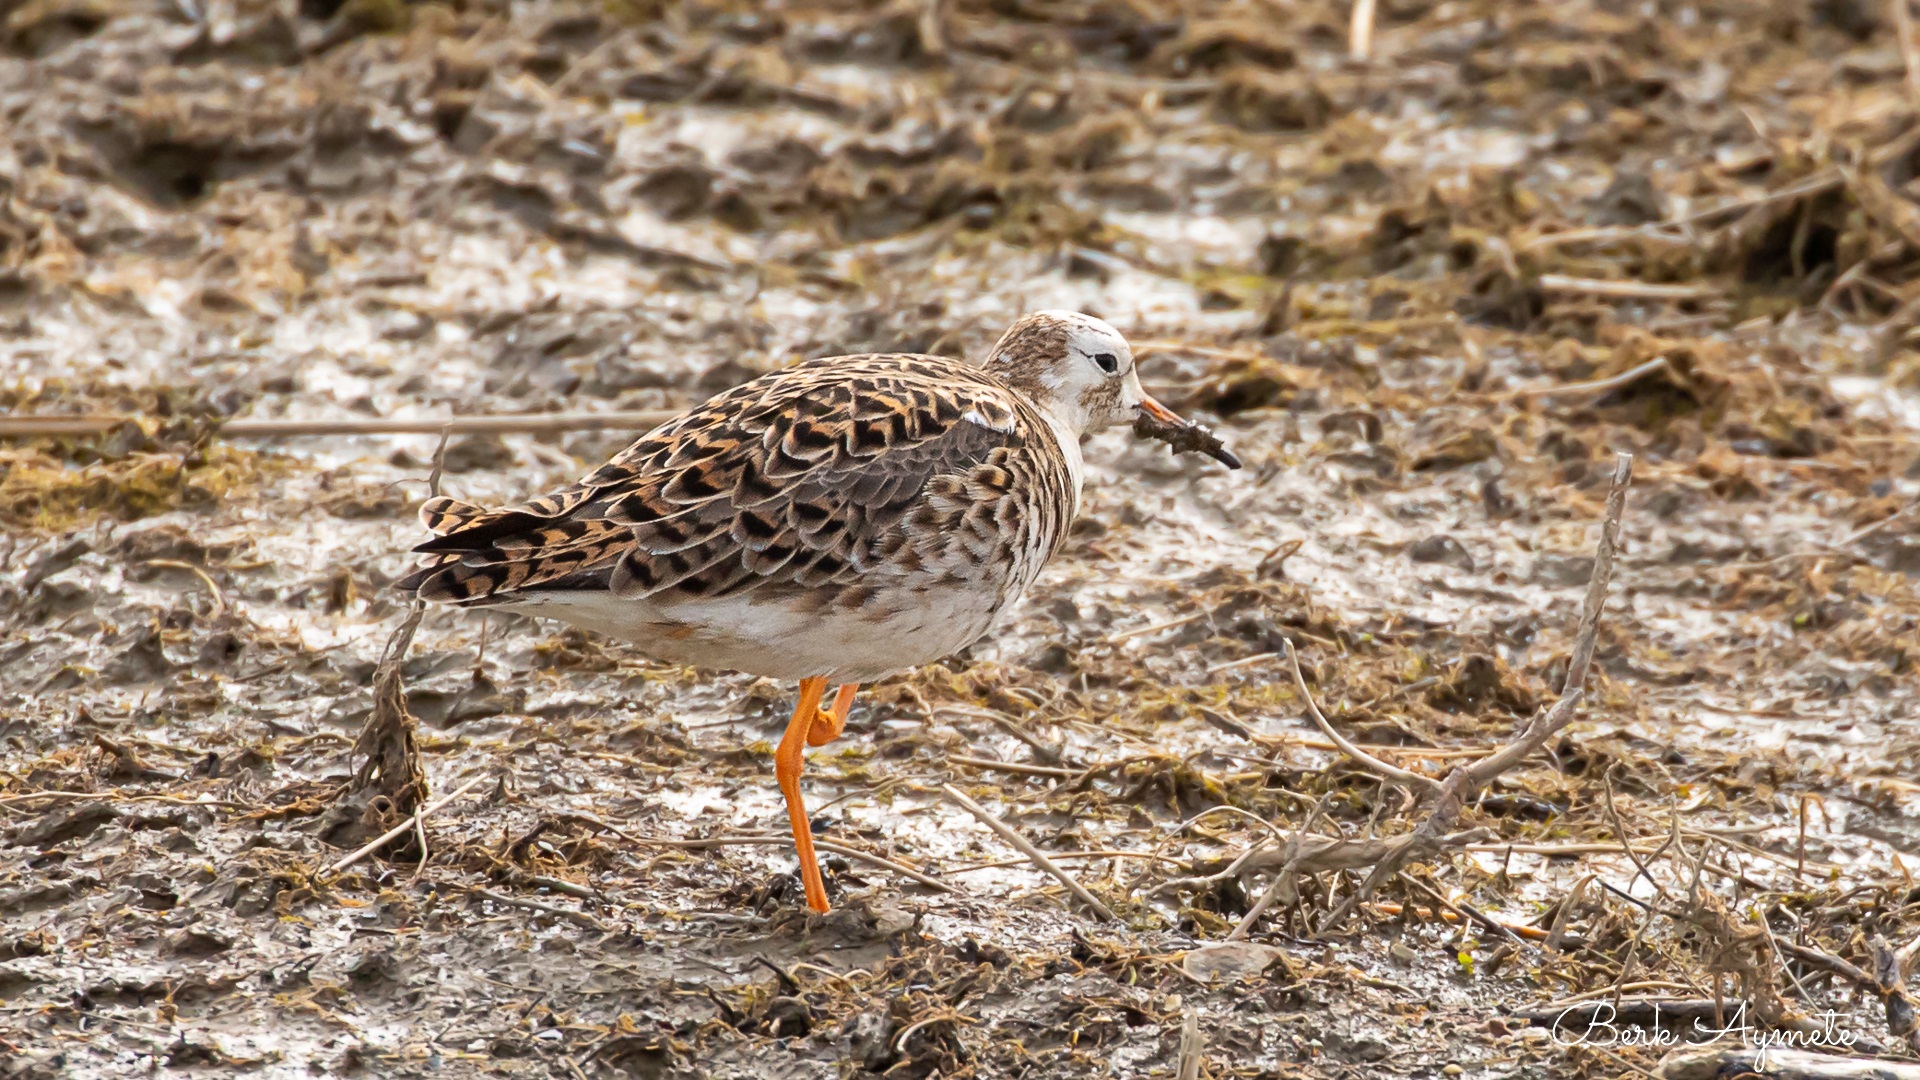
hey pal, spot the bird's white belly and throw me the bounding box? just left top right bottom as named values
left=496, top=581, right=1013, bottom=684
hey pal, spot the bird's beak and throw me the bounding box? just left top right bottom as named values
left=1139, top=395, right=1190, bottom=428
left=1136, top=393, right=1243, bottom=470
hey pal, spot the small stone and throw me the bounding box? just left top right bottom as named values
left=869, top=902, right=918, bottom=937
left=1258, top=232, right=1304, bottom=277
left=1884, top=537, right=1920, bottom=576
left=1407, top=534, right=1475, bottom=572
left=345, top=945, right=396, bottom=985
left=846, top=1009, right=896, bottom=1071
left=1588, top=171, right=1665, bottom=225
left=1065, top=249, right=1112, bottom=282
left=165, top=925, right=233, bottom=956
left=440, top=435, right=515, bottom=473
left=1411, top=427, right=1498, bottom=471
left=1532, top=553, right=1595, bottom=586
left=1324, top=1030, right=1390, bottom=1061
left=763, top=996, right=810, bottom=1038
left=377, top=309, right=433, bottom=341
left=0, top=931, right=54, bottom=959
left=1183, top=941, right=1292, bottom=983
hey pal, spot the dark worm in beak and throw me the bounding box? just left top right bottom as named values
left=1134, top=395, right=1243, bottom=470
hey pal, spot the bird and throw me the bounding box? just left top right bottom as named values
left=395, top=310, right=1240, bottom=914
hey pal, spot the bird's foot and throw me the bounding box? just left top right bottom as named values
left=806, top=683, right=860, bottom=746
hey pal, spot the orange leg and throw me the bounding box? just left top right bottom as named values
left=808, top=683, right=859, bottom=746
left=775, top=677, right=833, bottom=913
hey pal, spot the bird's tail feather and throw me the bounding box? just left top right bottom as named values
left=397, top=496, right=627, bottom=604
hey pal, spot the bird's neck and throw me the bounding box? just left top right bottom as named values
left=1031, top=403, right=1086, bottom=517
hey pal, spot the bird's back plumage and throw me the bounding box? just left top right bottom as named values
left=396, top=353, right=1080, bottom=679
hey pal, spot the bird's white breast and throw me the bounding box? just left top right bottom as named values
left=495, top=582, right=1008, bottom=684
left=1031, top=406, right=1086, bottom=519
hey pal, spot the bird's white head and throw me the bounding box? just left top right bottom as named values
left=982, top=310, right=1241, bottom=469
left=983, top=310, right=1154, bottom=435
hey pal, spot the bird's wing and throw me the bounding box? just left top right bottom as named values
left=396, top=355, right=1057, bottom=606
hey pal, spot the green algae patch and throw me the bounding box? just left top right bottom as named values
left=0, top=441, right=277, bottom=531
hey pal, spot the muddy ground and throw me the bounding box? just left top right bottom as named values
left=5, top=0, right=1920, bottom=1077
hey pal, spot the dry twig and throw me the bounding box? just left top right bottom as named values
left=346, top=428, right=453, bottom=816
left=0, top=410, right=678, bottom=440
left=1177, top=1010, right=1205, bottom=1080
left=1604, top=769, right=1671, bottom=901
left=1776, top=934, right=1920, bottom=1043
left=947, top=755, right=1077, bottom=779
left=941, top=783, right=1118, bottom=920
left=322, top=773, right=489, bottom=877
left=1493, top=356, right=1673, bottom=402
left=348, top=602, right=427, bottom=807
left=138, top=559, right=227, bottom=618
left=1896, top=0, right=1920, bottom=106
left=1208, top=825, right=1495, bottom=882
left=1363, top=901, right=1551, bottom=941
left=467, top=886, right=610, bottom=933
left=1543, top=872, right=1593, bottom=956
left=1658, top=1048, right=1920, bottom=1080
left=1310, top=452, right=1633, bottom=933
left=1177, top=464, right=1635, bottom=930
left=1348, top=0, right=1376, bottom=60
left=1398, top=873, right=1528, bottom=949
left=1281, top=641, right=1434, bottom=791
left=1538, top=275, right=1715, bottom=300
left=1228, top=792, right=1332, bottom=941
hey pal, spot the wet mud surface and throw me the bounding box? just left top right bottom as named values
left=5, top=0, right=1920, bottom=1076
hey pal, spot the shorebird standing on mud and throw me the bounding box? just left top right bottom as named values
left=398, top=311, right=1240, bottom=913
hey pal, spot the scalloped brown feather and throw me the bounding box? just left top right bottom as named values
left=394, top=353, right=1075, bottom=611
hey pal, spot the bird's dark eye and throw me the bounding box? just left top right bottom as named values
left=1092, top=352, right=1119, bottom=374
